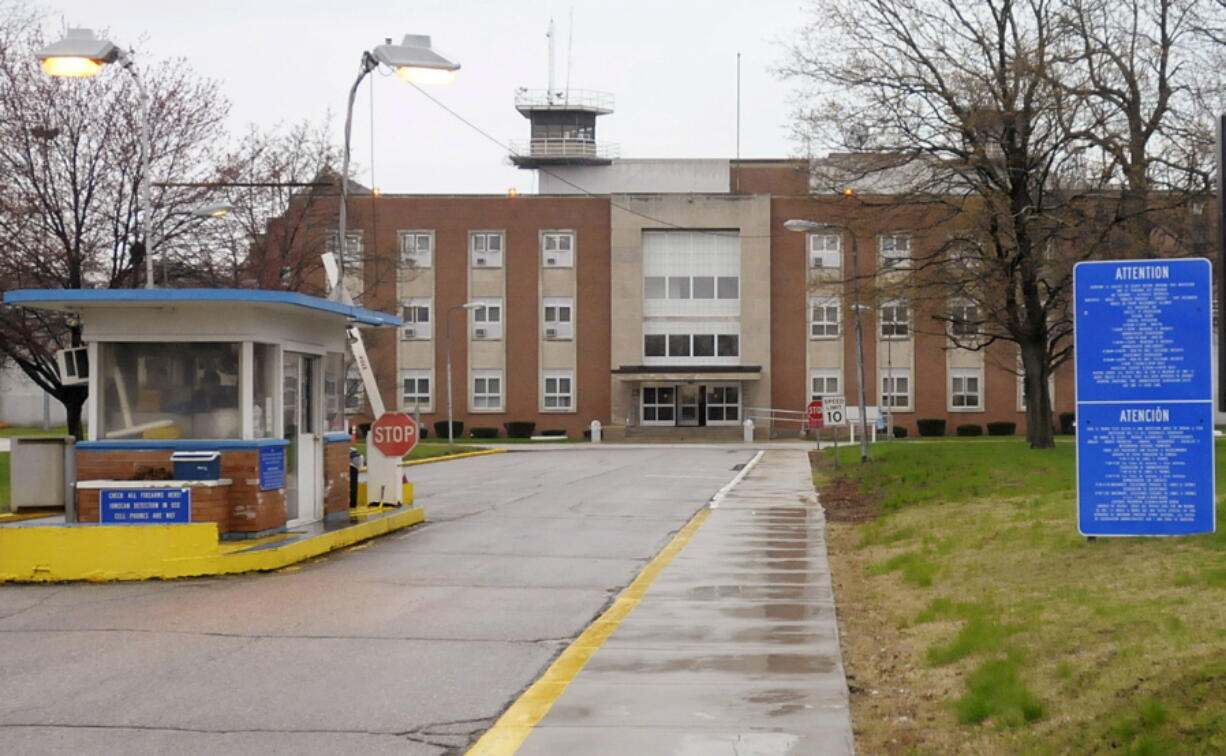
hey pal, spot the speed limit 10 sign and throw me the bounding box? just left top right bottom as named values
left=823, top=396, right=848, bottom=427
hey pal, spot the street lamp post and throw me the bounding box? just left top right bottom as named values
left=785, top=219, right=872, bottom=464
left=446, top=303, right=485, bottom=446
left=37, top=29, right=155, bottom=288
left=336, top=35, right=460, bottom=285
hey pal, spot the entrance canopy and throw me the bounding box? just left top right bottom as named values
left=612, top=365, right=761, bottom=382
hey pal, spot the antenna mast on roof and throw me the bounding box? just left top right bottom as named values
left=565, top=7, right=574, bottom=105
left=547, top=18, right=556, bottom=104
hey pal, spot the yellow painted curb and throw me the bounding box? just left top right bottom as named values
left=0, top=510, right=61, bottom=524
left=465, top=506, right=713, bottom=756
left=0, top=507, right=426, bottom=583
left=401, top=448, right=507, bottom=466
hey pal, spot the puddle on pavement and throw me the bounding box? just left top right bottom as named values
left=588, top=652, right=838, bottom=676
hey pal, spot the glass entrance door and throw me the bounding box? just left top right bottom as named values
left=678, top=384, right=701, bottom=426
left=283, top=352, right=321, bottom=525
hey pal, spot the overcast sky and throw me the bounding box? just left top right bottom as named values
left=40, top=0, right=806, bottom=195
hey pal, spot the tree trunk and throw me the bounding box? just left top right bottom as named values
left=1020, top=340, right=1055, bottom=449
left=61, top=385, right=87, bottom=441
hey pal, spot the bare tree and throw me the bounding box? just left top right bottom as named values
left=781, top=0, right=1220, bottom=448
left=166, top=120, right=342, bottom=292
left=0, top=8, right=229, bottom=438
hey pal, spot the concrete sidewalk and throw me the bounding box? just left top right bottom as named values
left=514, top=449, right=855, bottom=755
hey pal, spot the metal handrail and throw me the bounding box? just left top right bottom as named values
left=509, top=138, right=619, bottom=160
left=515, top=88, right=614, bottom=111
left=747, top=407, right=807, bottom=426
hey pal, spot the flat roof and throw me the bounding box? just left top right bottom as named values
left=4, top=288, right=401, bottom=328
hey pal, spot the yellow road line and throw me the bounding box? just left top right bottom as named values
left=401, top=449, right=507, bottom=467
left=465, top=506, right=713, bottom=756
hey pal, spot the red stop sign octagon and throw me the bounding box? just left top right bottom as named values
left=369, top=412, right=419, bottom=458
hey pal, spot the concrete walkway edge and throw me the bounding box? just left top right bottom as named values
left=476, top=448, right=856, bottom=755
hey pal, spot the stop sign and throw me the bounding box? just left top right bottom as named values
left=369, top=412, right=419, bottom=457
left=807, top=400, right=824, bottom=430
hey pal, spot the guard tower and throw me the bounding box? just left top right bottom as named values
left=510, top=87, right=617, bottom=168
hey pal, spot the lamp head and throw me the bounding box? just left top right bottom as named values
left=373, top=34, right=460, bottom=85
left=191, top=203, right=236, bottom=218
left=36, top=28, right=122, bottom=77
left=461, top=302, right=485, bottom=310
left=783, top=219, right=829, bottom=233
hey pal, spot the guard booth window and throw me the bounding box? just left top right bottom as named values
left=98, top=342, right=240, bottom=440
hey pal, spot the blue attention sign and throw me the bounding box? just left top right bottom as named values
left=99, top=488, right=192, bottom=525
left=1074, top=258, right=1215, bottom=536
left=258, top=446, right=286, bottom=491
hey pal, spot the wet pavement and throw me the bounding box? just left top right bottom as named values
left=516, top=449, right=855, bottom=755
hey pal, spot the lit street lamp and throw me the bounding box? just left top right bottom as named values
left=785, top=218, right=871, bottom=464
left=446, top=303, right=485, bottom=445
left=36, top=28, right=156, bottom=288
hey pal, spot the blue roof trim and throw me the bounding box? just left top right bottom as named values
left=323, top=432, right=353, bottom=443
left=78, top=439, right=291, bottom=451
left=4, top=288, right=401, bottom=328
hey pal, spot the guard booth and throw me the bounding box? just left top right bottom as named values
left=4, top=289, right=401, bottom=539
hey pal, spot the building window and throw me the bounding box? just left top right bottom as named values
left=642, top=385, right=676, bottom=423
left=881, top=300, right=911, bottom=339
left=809, top=233, right=841, bottom=269
left=642, top=275, right=740, bottom=301
left=717, top=334, right=739, bottom=357
left=401, top=369, right=431, bottom=409
left=811, top=297, right=840, bottom=339
left=399, top=231, right=433, bottom=268
left=472, top=370, right=503, bottom=410
left=810, top=370, right=841, bottom=401
left=471, top=231, right=504, bottom=268
left=644, top=334, right=666, bottom=357
left=949, top=300, right=979, bottom=338
left=879, top=234, right=911, bottom=269
left=706, top=384, right=740, bottom=424
left=543, top=298, right=573, bottom=339
left=472, top=298, right=502, bottom=340
left=542, top=231, right=575, bottom=267
left=951, top=368, right=982, bottom=409
left=327, top=231, right=364, bottom=278
left=882, top=368, right=911, bottom=409
left=644, top=333, right=739, bottom=359
left=543, top=370, right=573, bottom=410
left=668, top=334, right=692, bottom=357
left=401, top=298, right=431, bottom=340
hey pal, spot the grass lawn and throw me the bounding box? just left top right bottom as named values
left=354, top=441, right=489, bottom=461
left=0, top=425, right=73, bottom=438
left=820, top=437, right=1226, bottom=754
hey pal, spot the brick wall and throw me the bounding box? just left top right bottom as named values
left=77, top=484, right=231, bottom=527
left=75, top=448, right=288, bottom=535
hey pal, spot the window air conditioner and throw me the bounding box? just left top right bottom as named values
left=545, top=328, right=558, bottom=339
left=403, top=327, right=416, bottom=339
left=476, top=257, right=487, bottom=266
left=56, top=346, right=89, bottom=386
left=474, top=328, right=488, bottom=339
left=546, top=257, right=557, bottom=266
